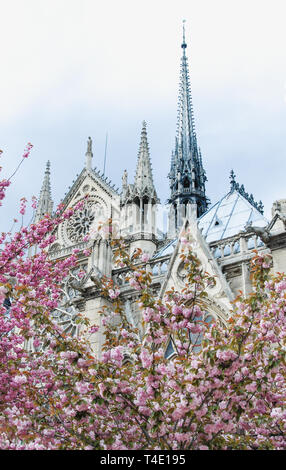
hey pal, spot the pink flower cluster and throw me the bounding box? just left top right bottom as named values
left=22, top=142, right=33, bottom=159
left=0, top=152, right=285, bottom=451
left=108, top=288, right=120, bottom=300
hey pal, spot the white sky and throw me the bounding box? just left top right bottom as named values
left=1, top=0, right=286, bottom=231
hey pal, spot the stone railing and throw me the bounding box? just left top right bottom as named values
left=210, top=233, right=265, bottom=262
left=48, top=241, right=89, bottom=260
left=120, top=229, right=158, bottom=242
left=171, top=188, right=204, bottom=198
left=112, top=256, right=171, bottom=289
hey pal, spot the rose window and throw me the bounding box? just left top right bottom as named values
left=66, top=201, right=96, bottom=243
left=52, top=305, right=80, bottom=338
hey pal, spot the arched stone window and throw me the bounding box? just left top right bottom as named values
left=183, top=177, right=190, bottom=189
left=164, top=338, right=176, bottom=359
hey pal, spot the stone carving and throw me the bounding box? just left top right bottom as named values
left=66, top=199, right=104, bottom=243
left=244, top=222, right=270, bottom=243
left=274, top=212, right=286, bottom=229
left=51, top=266, right=87, bottom=337
left=122, top=169, right=128, bottom=188
left=87, top=136, right=92, bottom=154
left=230, top=170, right=264, bottom=214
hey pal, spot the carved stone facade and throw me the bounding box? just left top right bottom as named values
left=34, top=28, right=286, bottom=357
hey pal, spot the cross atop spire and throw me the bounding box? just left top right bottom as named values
left=34, top=161, right=53, bottom=222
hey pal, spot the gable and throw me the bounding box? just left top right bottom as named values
left=50, top=169, right=120, bottom=252
left=159, top=219, right=233, bottom=323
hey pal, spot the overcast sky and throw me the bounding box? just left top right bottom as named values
left=1, top=0, right=286, bottom=233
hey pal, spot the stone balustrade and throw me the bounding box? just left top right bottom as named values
left=210, top=233, right=265, bottom=261
left=112, top=256, right=171, bottom=289
left=48, top=241, right=89, bottom=260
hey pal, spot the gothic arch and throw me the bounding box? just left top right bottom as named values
left=183, top=176, right=190, bottom=189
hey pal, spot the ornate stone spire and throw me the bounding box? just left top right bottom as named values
left=120, top=122, right=159, bottom=253
left=168, top=22, right=208, bottom=232
left=176, top=19, right=197, bottom=158
left=34, top=161, right=54, bottom=222
left=85, top=136, right=93, bottom=171
left=133, top=121, right=157, bottom=199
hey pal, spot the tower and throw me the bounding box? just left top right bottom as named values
left=120, top=121, right=160, bottom=257
left=168, top=22, right=208, bottom=236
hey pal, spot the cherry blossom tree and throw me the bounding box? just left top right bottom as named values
left=0, top=148, right=285, bottom=450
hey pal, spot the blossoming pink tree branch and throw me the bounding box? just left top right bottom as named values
left=0, top=149, right=285, bottom=449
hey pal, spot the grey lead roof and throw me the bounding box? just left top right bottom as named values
left=152, top=189, right=269, bottom=259
left=153, top=239, right=177, bottom=259
left=198, top=189, right=268, bottom=243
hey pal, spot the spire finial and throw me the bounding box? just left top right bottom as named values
left=230, top=169, right=236, bottom=188
left=182, top=19, right=187, bottom=51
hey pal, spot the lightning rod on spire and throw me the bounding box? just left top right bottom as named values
left=182, top=19, right=187, bottom=50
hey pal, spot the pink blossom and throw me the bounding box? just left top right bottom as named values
left=108, top=288, right=120, bottom=300
left=110, top=347, right=124, bottom=366
left=22, top=142, right=33, bottom=158
left=75, top=381, right=90, bottom=394
left=89, top=325, right=99, bottom=334
left=140, top=349, right=153, bottom=368
left=0, top=285, right=7, bottom=303
left=141, top=252, right=150, bottom=263
left=219, top=401, right=228, bottom=410
left=172, top=305, right=182, bottom=315
left=13, top=375, right=28, bottom=385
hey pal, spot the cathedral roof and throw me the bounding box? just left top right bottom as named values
left=152, top=186, right=268, bottom=261
left=198, top=189, right=268, bottom=243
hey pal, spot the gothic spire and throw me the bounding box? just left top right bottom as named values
left=176, top=19, right=197, bottom=158
left=168, top=22, right=208, bottom=230
left=120, top=122, right=159, bottom=248
left=34, top=161, right=54, bottom=222
left=133, top=121, right=157, bottom=198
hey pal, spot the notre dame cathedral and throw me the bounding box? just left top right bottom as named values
left=34, top=27, right=286, bottom=357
